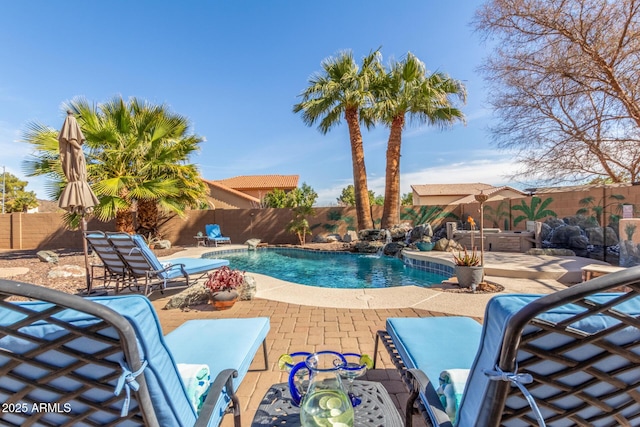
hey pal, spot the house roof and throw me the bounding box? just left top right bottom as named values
left=411, top=183, right=495, bottom=196
left=203, top=179, right=261, bottom=203
left=411, top=183, right=528, bottom=205
left=214, top=175, right=299, bottom=190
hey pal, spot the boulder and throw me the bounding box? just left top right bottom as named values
left=163, top=283, right=210, bottom=310
left=239, top=275, right=257, bottom=300
left=409, top=224, right=433, bottom=242
left=585, top=227, right=619, bottom=247
left=37, top=250, right=58, bottom=264
left=48, top=265, right=85, bottom=279
left=353, top=241, right=384, bottom=253
left=388, top=224, right=411, bottom=240
left=550, top=225, right=582, bottom=245
left=312, top=234, right=329, bottom=243
left=245, top=238, right=261, bottom=250
left=325, top=234, right=342, bottom=243
left=383, top=242, right=406, bottom=257
left=569, top=235, right=590, bottom=250
left=343, top=230, right=358, bottom=243
left=357, top=229, right=386, bottom=242
left=154, top=240, right=172, bottom=249
left=433, top=238, right=464, bottom=252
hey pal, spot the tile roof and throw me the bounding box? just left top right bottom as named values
left=411, top=183, right=495, bottom=196
left=214, top=175, right=299, bottom=190
left=203, top=180, right=261, bottom=202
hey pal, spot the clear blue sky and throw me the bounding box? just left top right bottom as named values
left=0, top=0, right=520, bottom=206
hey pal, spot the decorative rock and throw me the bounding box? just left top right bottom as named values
left=48, top=265, right=85, bottom=278
left=410, top=224, right=433, bottom=242
left=325, top=234, right=342, bottom=243
left=154, top=240, right=172, bottom=249
left=550, top=225, right=582, bottom=245
left=434, top=238, right=464, bottom=252
left=245, top=238, right=261, bottom=250
left=388, top=224, right=411, bottom=240
left=357, top=229, right=386, bottom=242
left=383, top=242, right=406, bottom=257
left=239, top=275, right=256, bottom=300
left=353, top=241, right=384, bottom=253
left=343, top=230, right=358, bottom=243
left=569, top=235, right=589, bottom=250
left=312, top=234, right=329, bottom=243
left=163, top=283, right=210, bottom=310
left=37, top=250, right=58, bottom=264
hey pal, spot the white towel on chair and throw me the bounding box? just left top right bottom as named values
left=437, top=369, right=470, bottom=424
left=177, top=363, right=211, bottom=413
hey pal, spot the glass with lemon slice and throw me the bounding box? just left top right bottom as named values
left=335, top=353, right=373, bottom=406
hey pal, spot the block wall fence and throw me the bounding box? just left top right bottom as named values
left=2, top=185, right=640, bottom=251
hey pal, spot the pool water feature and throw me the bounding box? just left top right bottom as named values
left=207, top=248, right=447, bottom=289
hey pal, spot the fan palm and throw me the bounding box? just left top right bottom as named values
left=22, top=96, right=208, bottom=235
left=294, top=50, right=383, bottom=230
left=375, top=53, right=466, bottom=229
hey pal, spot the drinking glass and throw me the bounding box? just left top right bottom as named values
left=336, top=352, right=368, bottom=406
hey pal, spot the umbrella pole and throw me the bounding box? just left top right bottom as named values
left=82, top=216, right=91, bottom=294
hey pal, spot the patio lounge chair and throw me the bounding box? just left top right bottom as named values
left=375, top=266, right=640, bottom=427
left=0, top=278, right=270, bottom=427
left=205, top=224, right=231, bottom=247
left=84, top=230, right=132, bottom=293
left=107, top=232, right=229, bottom=295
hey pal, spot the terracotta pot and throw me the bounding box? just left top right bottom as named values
left=455, top=265, right=484, bottom=291
left=209, top=290, right=239, bottom=310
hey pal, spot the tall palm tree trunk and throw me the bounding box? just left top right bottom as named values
left=381, top=116, right=404, bottom=229
left=345, top=108, right=373, bottom=230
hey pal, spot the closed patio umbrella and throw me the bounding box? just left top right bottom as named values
left=58, top=110, right=99, bottom=294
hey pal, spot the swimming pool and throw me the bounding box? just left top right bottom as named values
left=207, top=248, right=448, bottom=289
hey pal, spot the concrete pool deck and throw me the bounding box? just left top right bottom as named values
left=162, top=244, right=610, bottom=318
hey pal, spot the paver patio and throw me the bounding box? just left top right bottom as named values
left=150, top=292, right=467, bottom=426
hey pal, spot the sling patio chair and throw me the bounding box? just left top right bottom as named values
left=205, top=224, right=231, bottom=247
left=375, top=266, right=640, bottom=427
left=107, top=232, right=229, bottom=295
left=0, top=279, right=270, bottom=427
left=84, top=230, right=133, bottom=294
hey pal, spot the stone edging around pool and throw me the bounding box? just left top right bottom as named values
left=202, top=246, right=455, bottom=279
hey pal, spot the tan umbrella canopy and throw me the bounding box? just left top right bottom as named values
left=58, top=110, right=100, bottom=294
left=58, top=111, right=99, bottom=213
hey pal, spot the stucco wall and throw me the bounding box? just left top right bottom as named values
left=2, top=184, right=639, bottom=250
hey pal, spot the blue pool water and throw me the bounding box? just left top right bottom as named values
left=209, top=248, right=447, bottom=289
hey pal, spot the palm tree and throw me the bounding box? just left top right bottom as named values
left=22, top=96, right=208, bottom=235
left=376, top=53, right=466, bottom=229
left=293, top=50, right=383, bottom=230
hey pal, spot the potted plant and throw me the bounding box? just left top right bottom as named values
left=205, top=266, right=245, bottom=310
left=453, top=247, right=483, bottom=291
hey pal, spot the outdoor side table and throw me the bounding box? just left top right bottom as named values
left=251, top=380, right=403, bottom=427
left=194, top=235, right=208, bottom=247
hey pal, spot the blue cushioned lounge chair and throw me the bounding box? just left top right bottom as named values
left=375, top=266, right=640, bottom=427
left=106, top=232, right=229, bottom=295
left=205, top=224, right=231, bottom=247
left=0, top=279, right=270, bottom=427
